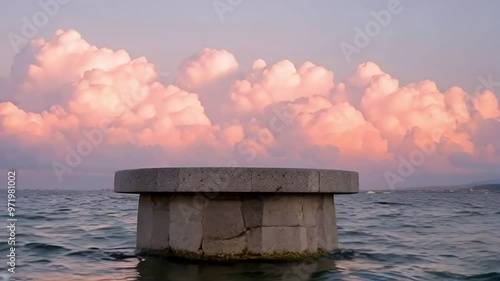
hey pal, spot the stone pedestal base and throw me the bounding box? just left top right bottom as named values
left=136, top=193, right=338, bottom=261
left=114, top=167, right=359, bottom=261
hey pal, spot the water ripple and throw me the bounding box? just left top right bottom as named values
left=3, top=190, right=500, bottom=281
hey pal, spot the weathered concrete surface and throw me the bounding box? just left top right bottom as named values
left=203, top=199, right=245, bottom=239
left=262, top=195, right=304, bottom=226
left=115, top=167, right=359, bottom=261
left=115, top=167, right=358, bottom=194
left=135, top=193, right=340, bottom=260
left=168, top=195, right=203, bottom=253
left=136, top=194, right=153, bottom=249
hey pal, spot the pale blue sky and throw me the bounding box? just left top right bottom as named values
left=1, top=0, right=499, bottom=93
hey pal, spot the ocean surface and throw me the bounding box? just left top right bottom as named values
left=1, top=190, right=499, bottom=281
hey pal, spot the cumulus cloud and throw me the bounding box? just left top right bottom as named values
left=225, top=59, right=334, bottom=115
left=175, top=48, right=239, bottom=90
left=0, top=29, right=499, bottom=189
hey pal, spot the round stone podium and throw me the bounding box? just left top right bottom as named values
left=114, top=167, right=359, bottom=261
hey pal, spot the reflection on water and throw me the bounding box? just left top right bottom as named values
left=26, top=254, right=341, bottom=281
left=132, top=256, right=338, bottom=281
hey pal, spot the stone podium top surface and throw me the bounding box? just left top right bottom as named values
left=114, top=167, right=359, bottom=194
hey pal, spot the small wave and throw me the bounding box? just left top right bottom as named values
left=439, top=254, right=459, bottom=258
left=378, top=213, right=400, bottom=218
left=401, top=224, right=419, bottom=228
left=330, top=249, right=424, bottom=264
left=17, top=214, right=47, bottom=220
left=361, top=252, right=424, bottom=264
left=466, top=272, right=500, bottom=281
left=67, top=248, right=137, bottom=261
left=329, top=249, right=357, bottom=260
left=342, top=230, right=371, bottom=236
left=24, top=243, right=69, bottom=253
left=30, top=258, right=51, bottom=263
left=469, top=240, right=487, bottom=245
left=429, top=271, right=500, bottom=281
left=375, top=201, right=413, bottom=206
left=455, top=211, right=485, bottom=216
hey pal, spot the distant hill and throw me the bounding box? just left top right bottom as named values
left=393, top=177, right=500, bottom=192
left=472, top=184, right=500, bottom=191
left=461, top=178, right=500, bottom=189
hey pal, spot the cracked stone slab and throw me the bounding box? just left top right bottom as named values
left=262, top=195, right=304, bottom=226
left=203, top=199, right=246, bottom=239
left=241, top=196, right=263, bottom=229
left=168, top=195, right=203, bottom=252
left=246, top=228, right=262, bottom=254
left=303, top=195, right=321, bottom=227
left=202, top=235, right=247, bottom=256
left=262, top=226, right=309, bottom=253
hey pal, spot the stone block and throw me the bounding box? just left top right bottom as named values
left=136, top=194, right=153, bottom=249
left=262, top=195, right=304, bottom=226
left=307, top=227, right=318, bottom=252
left=203, top=199, right=246, bottom=239
left=115, top=167, right=359, bottom=194
left=241, top=197, right=263, bottom=229
left=114, top=168, right=180, bottom=193
left=152, top=194, right=171, bottom=210
left=302, top=195, right=321, bottom=227
left=319, top=170, right=358, bottom=193
left=178, top=168, right=251, bottom=192
left=114, top=167, right=359, bottom=261
left=169, top=220, right=202, bottom=252
left=115, top=169, right=159, bottom=193
left=316, top=195, right=337, bottom=252
left=262, top=226, right=309, bottom=253
left=151, top=209, right=169, bottom=249
left=169, top=195, right=203, bottom=252
left=246, top=228, right=262, bottom=254
left=323, top=195, right=338, bottom=250
left=156, top=168, right=180, bottom=191
left=251, top=168, right=319, bottom=192
left=202, top=235, right=247, bottom=256
left=170, top=194, right=205, bottom=222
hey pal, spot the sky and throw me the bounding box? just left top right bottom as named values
left=0, top=0, right=499, bottom=190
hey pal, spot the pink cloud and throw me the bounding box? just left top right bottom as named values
left=0, top=29, right=499, bottom=189
left=175, top=48, right=239, bottom=90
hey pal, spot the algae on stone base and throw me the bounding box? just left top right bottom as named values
left=142, top=248, right=328, bottom=262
